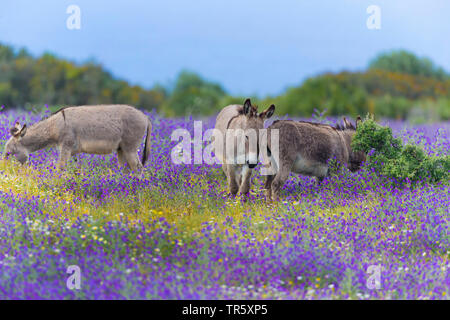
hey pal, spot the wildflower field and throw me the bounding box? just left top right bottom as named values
left=0, top=109, right=448, bottom=299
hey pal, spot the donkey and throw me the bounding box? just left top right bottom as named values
left=213, top=99, right=275, bottom=196
left=263, top=116, right=366, bottom=201
left=3, top=104, right=152, bottom=172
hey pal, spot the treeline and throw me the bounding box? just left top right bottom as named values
left=0, top=44, right=165, bottom=111
left=268, top=50, right=450, bottom=121
left=270, top=69, right=450, bottom=120
left=1, top=43, right=449, bottom=120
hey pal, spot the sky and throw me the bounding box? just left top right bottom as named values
left=1, top=0, right=449, bottom=96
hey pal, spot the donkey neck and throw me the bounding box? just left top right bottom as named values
left=339, top=130, right=354, bottom=152
left=20, top=115, right=61, bottom=152
left=227, top=114, right=245, bottom=130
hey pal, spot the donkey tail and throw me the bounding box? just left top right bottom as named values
left=142, top=118, right=152, bottom=166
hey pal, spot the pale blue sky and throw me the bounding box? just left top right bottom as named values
left=1, top=0, right=449, bottom=96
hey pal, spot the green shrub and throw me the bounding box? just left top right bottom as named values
left=352, top=115, right=450, bottom=186
left=351, top=115, right=402, bottom=158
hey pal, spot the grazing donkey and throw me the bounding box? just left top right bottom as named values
left=3, top=105, right=152, bottom=172
left=263, top=117, right=366, bottom=201
left=213, top=98, right=275, bottom=196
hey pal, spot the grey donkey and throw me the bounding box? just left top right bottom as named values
left=263, top=116, right=366, bottom=201
left=3, top=105, right=152, bottom=172
left=213, top=99, right=275, bottom=196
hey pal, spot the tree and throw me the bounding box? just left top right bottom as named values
left=162, top=71, right=226, bottom=116
left=369, top=50, right=448, bottom=80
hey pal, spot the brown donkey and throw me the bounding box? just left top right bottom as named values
left=214, top=99, right=275, bottom=196
left=264, top=117, right=366, bottom=201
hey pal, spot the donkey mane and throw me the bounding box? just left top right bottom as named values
left=51, top=106, right=72, bottom=116
left=50, top=106, right=73, bottom=121
left=335, top=121, right=355, bottom=131
left=236, top=104, right=259, bottom=116
left=49, top=104, right=120, bottom=119
left=272, top=119, right=355, bottom=131
left=34, top=106, right=72, bottom=124
left=40, top=105, right=110, bottom=123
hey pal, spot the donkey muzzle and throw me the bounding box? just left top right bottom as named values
left=247, top=162, right=257, bottom=169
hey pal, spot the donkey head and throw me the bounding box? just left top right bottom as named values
left=232, top=99, right=275, bottom=168
left=4, top=122, right=29, bottom=164
left=345, top=116, right=366, bottom=172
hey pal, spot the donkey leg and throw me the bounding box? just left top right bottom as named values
left=271, top=168, right=290, bottom=202
left=264, top=174, right=275, bottom=201
left=56, top=147, right=72, bottom=171
left=71, top=154, right=80, bottom=170
left=238, top=166, right=252, bottom=195
left=226, top=165, right=239, bottom=196
left=135, top=153, right=144, bottom=173
left=316, top=166, right=329, bottom=186
left=221, top=164, right=227, bottom=176
left=123, top=151, right=143, bottom=174
left=117, top=149, right=129, bottom=172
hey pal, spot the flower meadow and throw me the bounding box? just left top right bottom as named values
left=0, top=108, right=448, bottom=300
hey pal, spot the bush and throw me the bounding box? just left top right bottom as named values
left=351, top=115, right=402, bottom=158
left=352, top=115, right=450, bottom=186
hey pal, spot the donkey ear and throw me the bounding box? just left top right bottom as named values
left=243, top=98, right=252, bottom=115
left=10, top=122, right=22, bottom=137
left=343, top=117, right=353, bottom=129
left=260, top=104, right=275, bottom=119
left=19, top=124, right=27, bottom=137
left=356, top=116, right=362, bottom=128
left=10, top=127, right=19, bottom=136
left=342, top=117, right=349, bottom=127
